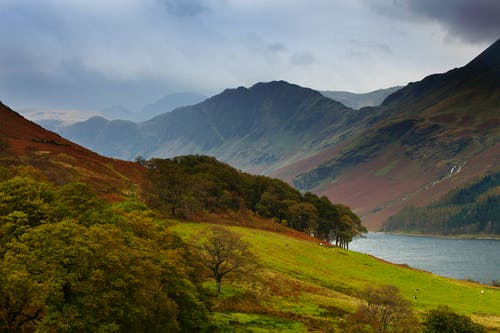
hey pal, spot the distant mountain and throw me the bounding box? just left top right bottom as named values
left=60, top=81, right=379, bottom=173
left=320, top=86, right=402, bottom=109
left=99, top=105, right=136, bottom=120
left=139, top=92, right=207, bottom=120
left=21, top=92, right=206, bottom=130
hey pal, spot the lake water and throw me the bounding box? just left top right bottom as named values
left=350, top=233, right=500, bottom=285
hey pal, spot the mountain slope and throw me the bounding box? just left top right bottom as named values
left=320, top=86, right=402, bottom=109
left=280, top=38, right=500, bottom=229
left=0, top=102, right=144, bottom=198
left=384, top=171, right=500, bottom=234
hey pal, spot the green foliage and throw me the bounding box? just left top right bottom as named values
left=385, top=171, right=500, bottom=235
left=0, top=176, right=211, bottom=332
left=145, top=156, right=365, bottom=247
left=422, top=306, right=486, bottom=333
left=0, top=176, right=54, bottom=230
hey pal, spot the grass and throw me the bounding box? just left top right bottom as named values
left=172, top=222, right=500, bottom=332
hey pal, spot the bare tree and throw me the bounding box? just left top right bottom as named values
left=340, top=285, right=420, bottom=333
left=195, top=226, right=256, bottom=295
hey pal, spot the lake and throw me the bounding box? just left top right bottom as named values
left=350, top=232, right=500, bottom=285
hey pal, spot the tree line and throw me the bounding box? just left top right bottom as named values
left=384, top=171, right=500, bottom=235
left=142, top=155, right=366, bottom=249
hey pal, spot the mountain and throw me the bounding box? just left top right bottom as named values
left=320, top=86, right=402, bottom=109
left=280, top=38, right=500, bottom=229
left=140, top=92, right=207, bottom=120
left=60, top=81, right=380, bottom=173
left=0, top=102, right=143, bottom=198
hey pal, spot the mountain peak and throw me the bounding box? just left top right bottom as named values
left=250, top=80, right=322, bottom=96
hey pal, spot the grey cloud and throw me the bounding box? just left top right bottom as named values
left=289, top=52, right=315, bottom=66
left=405, top=0, right=500, bottom=43
left=366, top=0, right=500, bottom=43
left=163, top=0, right=208, bottom=17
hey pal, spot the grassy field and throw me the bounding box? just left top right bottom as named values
left=172, top=222, right=500, bottom=332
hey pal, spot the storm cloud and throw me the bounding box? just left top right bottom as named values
left=407, top=0, right=500, bottom=43
left=368, top=0, right=500, bottom=43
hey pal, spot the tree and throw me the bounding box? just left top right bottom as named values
left=195, top=226, right=257, bottom=295
left=422, top=306, right=485, bottom=333
left=286, top=202, right=318, bottom=233
left=145, top=158, right=192, bottom=217
left=340, top=285, right=420, bottom=333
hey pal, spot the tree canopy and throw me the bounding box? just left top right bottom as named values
left=144, top=155, right=366, bottom=248
left=0, top=170, right=210, bottom=332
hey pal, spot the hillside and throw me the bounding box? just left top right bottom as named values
left=0, top=101, right=144, bottom=199
left=277, top=38, right=500, bottom=230
left=384, top=171, right=500, bottom=235
left=172, top=223, right=500, bottom=332
left=320, top=86, right=402, bottom=109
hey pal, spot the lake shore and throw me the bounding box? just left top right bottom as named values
left=350, top=232, right=500, bottom=285
left=382, top=231, right=500, bottom=240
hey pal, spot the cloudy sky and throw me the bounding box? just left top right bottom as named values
left=0, top=0, right=498, bottom=112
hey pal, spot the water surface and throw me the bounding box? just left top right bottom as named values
left=350, top=233, right=500, bottom=284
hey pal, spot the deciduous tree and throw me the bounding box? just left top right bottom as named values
left=340, top=285, right=419, bottom=333
left=195, top=226, right=257, bottom=295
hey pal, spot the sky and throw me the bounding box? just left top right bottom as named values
left=0, top=0, right=499, bottom=112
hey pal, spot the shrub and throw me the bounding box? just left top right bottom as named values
left=422, top=305, right=485, bottom=333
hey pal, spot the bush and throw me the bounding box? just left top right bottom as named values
left=422, top=306, right=485, bottom=333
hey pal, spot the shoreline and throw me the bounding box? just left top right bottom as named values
left=368, top=231, right=500, bottom=240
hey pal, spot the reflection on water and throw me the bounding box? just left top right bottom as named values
left=350, top=233, right=500, bottom=284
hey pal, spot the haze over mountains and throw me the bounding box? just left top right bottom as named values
left=320, top=86, right=402, bottom=110
left=32, top=39, right=500, bottom=230
left=20, top=92, right=207, bottom=131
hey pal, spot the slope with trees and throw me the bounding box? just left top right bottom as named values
left=384, top=171, right=500, bottom=235
left=143, top=155, right=366, bottom=249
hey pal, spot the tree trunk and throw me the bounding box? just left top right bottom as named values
left=216, top=279, right=222, bottom=295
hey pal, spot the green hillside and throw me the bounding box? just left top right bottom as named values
left=172, top=222, right=500, bottom=332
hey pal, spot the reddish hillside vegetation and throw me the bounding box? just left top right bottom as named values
left=0, top=102, right=144, bottom=200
